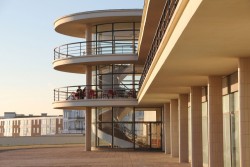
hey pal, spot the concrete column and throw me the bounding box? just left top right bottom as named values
left=238, top=58, right=250, bottom=167
left=85, top=25, right=92, bottom=151
left=190, top=87, right=203, bottom=167
left=85, top=107, right=92, bottom=151
left=179, top=94, right=189, bottom=162
left=85, top=24, right=92, bottom=55
left=86, top=65, right=92, bottom=99
left=164, top=103, right=171, bottom=154
left=85, top=24, right=92, bottom=98
left=208, top=76, right=224, bottom=167
left=170, top=99, right=179, bottom=157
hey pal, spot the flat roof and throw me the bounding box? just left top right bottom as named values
left=54, top=9, right=142, bottom=38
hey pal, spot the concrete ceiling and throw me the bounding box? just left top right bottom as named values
left=138, top=0, right=250, bottom=106
left=137, top=0, right=166, bottom=64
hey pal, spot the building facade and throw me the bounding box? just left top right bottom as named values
left=62, top=110, right=85, bottom=134
left=0, top=112, right=63, bottom=137
left=52, top=1, right=250, bottom=167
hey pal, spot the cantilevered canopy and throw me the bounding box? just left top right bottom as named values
left=138, top=0, right=250, bottom=106
left=54, top=9, right=142, bottom=38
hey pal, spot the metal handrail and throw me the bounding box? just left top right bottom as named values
left=54, top=84, right=139, bottom=102
left=139, top=0, right=179, bottom=89
left=54, top=39, right=138, bottom=60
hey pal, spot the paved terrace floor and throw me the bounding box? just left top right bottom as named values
left=0, top=145, right=191, bottom=167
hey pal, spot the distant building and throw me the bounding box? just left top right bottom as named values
left=62, top=110, right=85, bottom=134
left=0, top=112, right=63, bottom=137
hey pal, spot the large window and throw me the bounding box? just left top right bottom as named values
left=91, top=22, right=140, bottom=55
left=91, top=107, right=162, bottom=150
left=91, top=64, right=142, bottom=98
left=222, top=73, right=239, bottom=167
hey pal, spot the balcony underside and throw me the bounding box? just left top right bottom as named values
left=53, top=54, right=138, bottom=73
left=53, top=99, right=138, bottom=110
left=138, top=0, right=250, bottom=106
left=54, top=9, right=142, bottom=38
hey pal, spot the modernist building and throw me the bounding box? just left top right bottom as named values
left=52, top=1, right=250, bottom=167
left=0, top=112, right=63, bottom=137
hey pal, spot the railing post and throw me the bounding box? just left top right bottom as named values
left=95, top=40, right=97, bottom=55
left=54, top=89, right=55, bottom=101
left=59, top=47, right=61, bottom=59
left=80, top=43, right=81, bottom=56
left=58, top=89, right=59, bottom=101
left=67, top=44, right=68, bottom=57
left=66, top=87, right=68, bottom=100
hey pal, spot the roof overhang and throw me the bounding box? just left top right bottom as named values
left=54, top=9, right=142, bottom=38
left=138, top=0, right=250, bottom=105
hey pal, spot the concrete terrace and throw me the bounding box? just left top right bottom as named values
left=0, top=145, right=191, bottom=167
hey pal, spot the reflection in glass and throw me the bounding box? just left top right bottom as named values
left=97, top=123, right=112, bottom=147
left=223, top=95, right=231, bottom=167
left=113, top=107, right=133, bottom=122
left=93, top=107, right=162, bottom=150
left=135, top=108, right=161, bottom=122
left=135, top=123, right=150, bottom=148
left=151, top=123, right=161, bottom=149
left=230, top=92, right=239, bottom=167
left=113, top=122, right=134, bottom=148
left=97, top=107, right=112, bottom=122
left=202, top=102, right=208, bottom=165
left=188, top=107, right=192, bottom=162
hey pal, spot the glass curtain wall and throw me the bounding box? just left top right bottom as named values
left=222, top=73, right=239, bottom=167
left=91, top=107, right=162, bottom=150
left=202, top=102, right=208, bottom=166
left=223, top=92, right=239, bottom=167
left=91, top=22, right=140, bottom=55
left=202, top=87, right=208, bottom=166
left=188, top=105, right=192, bottom=162
left=91, top=64, right=142, bottom=98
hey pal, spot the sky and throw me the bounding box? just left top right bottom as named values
left=0, top=0, right=144, bottom=116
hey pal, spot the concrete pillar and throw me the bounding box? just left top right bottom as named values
left=85, top=107, right=92, bottom=151
left=208, top=76, right=224, bottom=167
left=86, top=65, right=92, bottom=99
left=85, top=24, right=92, bottom=55
left=190, top=87, right=203, bottom=167
left=179, top=94, right=189, bottom=162
left=84, top=20, right=92, bottom=151
left=164, top=103, right=171, bottom=154
left=238, top=58, right=250, bottom=167
left=170, top=99, right=179, bottom=157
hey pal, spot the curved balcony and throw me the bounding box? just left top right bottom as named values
left=53, top=84, right=138, bottom=109
left=53, top=39, right=138, bottom=73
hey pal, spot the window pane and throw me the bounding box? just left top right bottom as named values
left=97, top=107, right=112, bottom=122
left=135, top=108, right=161, bottom=122
left=113, top=122, right=134, bottom=148
left=113, top=107, right=133, bottom=122
left=97, top=24, right=112, bottom=32
left=114, top=23, right=133, bottom=31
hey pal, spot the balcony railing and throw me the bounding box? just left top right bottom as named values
left=54, top=39, right=138, bottom=60
left=139, top=0, right=179, bottom=89
left=54, top=84, right=138, bottom=102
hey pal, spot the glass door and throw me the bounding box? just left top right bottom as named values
left=151, top=123, right=161, bottom=149
left=134, top=122, right=161, bottom=150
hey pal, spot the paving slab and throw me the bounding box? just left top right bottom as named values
left=0, top=145, right=191, bottom=167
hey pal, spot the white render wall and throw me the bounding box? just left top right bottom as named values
left=3, top=120, right=13, bottom=137
left=1, top=116, right=62, bottom=137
